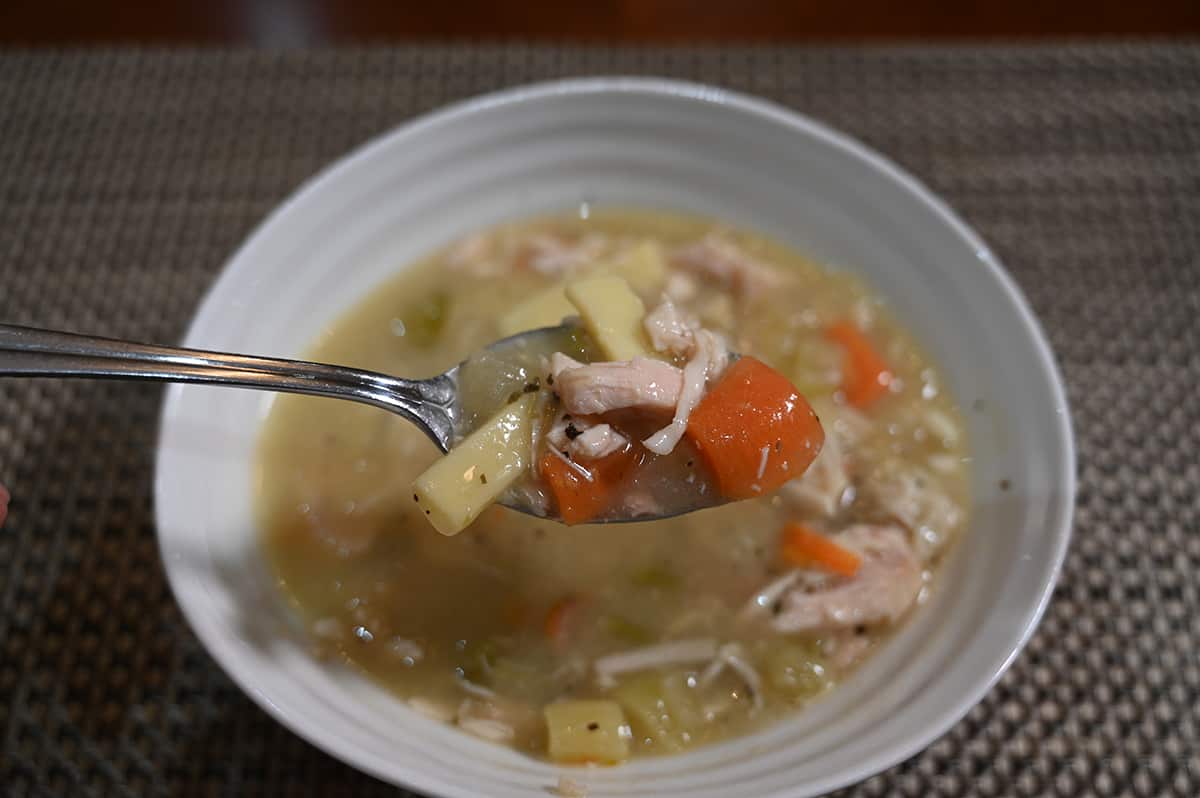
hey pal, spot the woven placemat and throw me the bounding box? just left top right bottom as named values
left=1, top=43, right=1198, bottom=797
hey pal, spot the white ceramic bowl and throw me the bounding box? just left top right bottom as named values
left=155, top=78, right=1075, bottom=797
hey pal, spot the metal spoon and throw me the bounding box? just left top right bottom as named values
left=0, top=322, right=587, bottom=516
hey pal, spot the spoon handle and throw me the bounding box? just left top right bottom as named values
left=0, top=324, right=456, bottom=451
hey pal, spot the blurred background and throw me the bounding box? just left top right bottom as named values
left=2, top=0, right=1199, bottom=45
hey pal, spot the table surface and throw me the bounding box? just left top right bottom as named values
left=0, top=44, right=1197, bottom=797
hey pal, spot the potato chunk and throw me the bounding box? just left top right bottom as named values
left=565, top=274, right=652, bottom=361
left=605, top=241, right=667, bottom=296
left=497, top=284, right=576, bottom=338
left=544, top=700, right=631, bottom=765
left=411, top=395, right=536, bottom=535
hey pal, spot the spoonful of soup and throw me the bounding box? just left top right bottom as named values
left=0, top=275, right=823, bottom=531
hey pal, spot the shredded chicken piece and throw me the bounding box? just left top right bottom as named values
left=554, top=776, right=590, bottom=798
left=456, top=695, right=539, bottom=744
left=551, top=356, right=683, bottom=416
left=570, top=424, right=628, bottom=460
left=771, top=525, right=923, bottom=632
left=620, top=490, right=661, bottom=518
left=780, top=432, right=852, bottom=519
left=521, top=233, right=608, bottom=276
left=861, top=462, right=963, bottom=563
left=698, top=643, right=765, bottom=711
left=821, top=632, right=873, bottom=670
left=737, top=570, right=802, bottom=619
left=643, top=297, right=695, bottom=356
left=457, top=716, right=515, bottom=743
left=920, top=406, right=961, bottom=446
left=444, top=233, right=497, bottom=275
left=642, top=330, right=728, bottom=455
left=663, top=271, right=699, bottom=303
left=543, top=411, right=626, bottom=460
left=593, top=639, right=717, bottom=684
left=549, top=351, right=585, bottom=376
left=672, top=233, right=783, bottom=299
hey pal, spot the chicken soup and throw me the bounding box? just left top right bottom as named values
left=256, top=209, right=970, bottom=764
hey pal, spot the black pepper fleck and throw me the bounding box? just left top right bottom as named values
left=771, top=600, right=783, bottom=616
left=480, top=474, right=488, bottom=485
left=506, top=391, right=521, bottom=404
left=523, top=380, right=540, bottom=393
left=999, top=479, right=1011, bottom=491
left=686, top=460, right=694, bottom=468
left=564, top=423, right=582, bottom=440
left=413, top=494, right=419, bottom=502
left=774, top=439, right=782, bottom=452
left=547, top=374, right=554, bottom=386
left=855, top=625, right=867, bottom=635
left=425, top=510, right=431, bottom=515
left=587, top=722, right=599, bottom=731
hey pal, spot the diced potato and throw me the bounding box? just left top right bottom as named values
left=763, top=640, right=831, bottom=699
left=544, top=700, right=631, bottom=764
left=603, top=241, right=668, bottom=296
left=565, top=274, right=652, bottom=361
left=496, top=243, right=666, bottom=340
left=412, top=395, right=536, bottom=535
left=497, top=284, right=576, bottom=337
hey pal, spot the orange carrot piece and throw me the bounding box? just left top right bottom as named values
left=825, top=321, right=893, bottom=408
left=685, top=356, right=825, bottom=500
left=544, top=596, right=579, bottom=644
left=538, top=445, right=637, bottom=525
left=780, top=522, right=862, bottom=577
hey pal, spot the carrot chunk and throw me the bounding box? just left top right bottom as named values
left=685, top=356, right=824, bottom=500
left=825, top=321, right=893, bottom=408
left=538, top=445, right=638, bottom=525
left=780, top=522, right=862, bottom=577
left=544, top=596, right=580, bottom=644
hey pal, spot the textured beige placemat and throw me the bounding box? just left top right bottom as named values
left=0, top=44, right=1197, bottom=796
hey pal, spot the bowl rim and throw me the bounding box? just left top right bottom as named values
left=155, top=76, right=1076, bottom=796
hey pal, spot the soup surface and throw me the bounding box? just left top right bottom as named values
left=256, top=209, right=970, bottom=763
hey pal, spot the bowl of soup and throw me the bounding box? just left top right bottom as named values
left=155, top=78, right=1074, bottom=797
